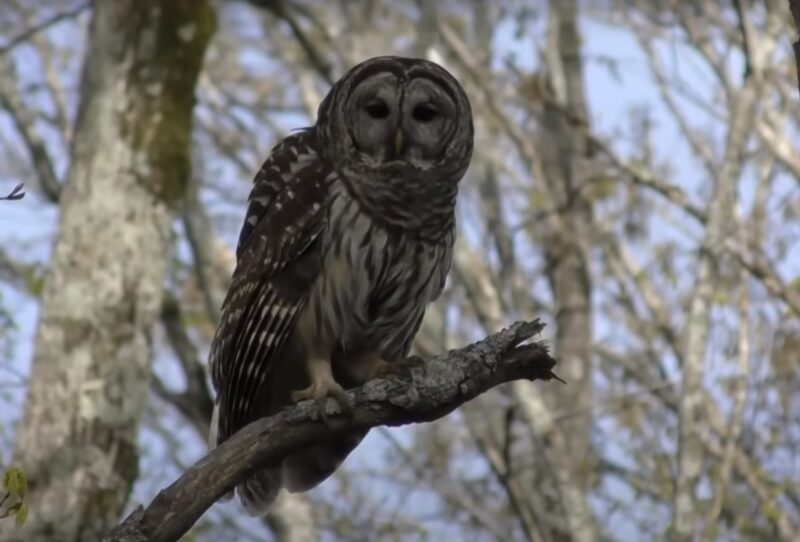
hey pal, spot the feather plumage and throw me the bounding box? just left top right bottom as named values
left=209, top=56, right=473, bottom=515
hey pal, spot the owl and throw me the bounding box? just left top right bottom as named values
left=208, top=56, right=474, bottom=514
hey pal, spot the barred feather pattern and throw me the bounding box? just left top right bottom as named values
left=209, top=135, right=454, bottom=513
left=208, top=129, right=325, bottom=447
left=208, top=130, right=330, bottom=511
left=235, top=130, right=319, bottom=260
left=209, top=56, right=473, bottom=515
left=238, top=175, right=455, bottom=511
left=294, top=179, right=453, bottom=360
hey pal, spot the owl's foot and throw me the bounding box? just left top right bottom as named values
left=291, top=357, right=353, bottom=427
left=373, top=355, right=426, bottom=379
left=343, top=352, right=426, bottom=384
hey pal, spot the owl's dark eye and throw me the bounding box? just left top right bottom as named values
left=412, top=104, right=438, bottom=122
left=364, top=100, right=390, bottom=119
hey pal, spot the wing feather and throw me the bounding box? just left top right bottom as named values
left=236, top=129, right=318, bottom=259
left=210, top=130, right=329, bottom=446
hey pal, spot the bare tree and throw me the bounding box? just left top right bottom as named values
left=3, top=0, right=800, bottom=540
left=1, top=2, right=215, bottom=540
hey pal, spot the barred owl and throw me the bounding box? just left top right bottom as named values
left=208, top=56, right=473, bottom=514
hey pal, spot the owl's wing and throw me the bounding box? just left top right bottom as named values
left=209, top=130, right=328, bottom=447
left=236, top=129, right=317, bottom=259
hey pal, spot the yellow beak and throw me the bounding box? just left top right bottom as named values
left=394, top=128, right=405, bottom=155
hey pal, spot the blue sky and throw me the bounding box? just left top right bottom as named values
left=2, top=3, right=799, bottom=540
left=0, top=7, right=709, bottom=539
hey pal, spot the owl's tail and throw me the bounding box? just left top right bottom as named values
left=208, top=405, right=367, bottom=515
left=279, top=431, right=367, bottom=493
left=238, top=471, right=282, bottom=515
left=209, top=402, right=282, bottom=515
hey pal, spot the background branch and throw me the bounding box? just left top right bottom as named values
left=0, top=2, right=89, bottom=57
left=790, top=0, right=800, bottom=98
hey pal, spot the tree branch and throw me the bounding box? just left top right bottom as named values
left=0, top=183, right=25, bottom=201
left=243, top=0, right=335, bottom=85
left=0, top=2, right=89, bottom=57
left=789, top=0, right=800, bottom=99
left=0, top=55, right=62, bottom=202
left=154, top=293, right=215, bottom=437
left=104, top=319, right=558, bottom=542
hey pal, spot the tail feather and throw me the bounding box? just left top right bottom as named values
left=238, top=470, right=282, bottom=516
left=210, top=401, right=282, bottom=514
left=209, top=403, right=368, bottom=515
left=281, top=432, right=367, bottom=493
left=208, top=401, right=221, bottom=449
left=208, top=402, right=234, bottom=503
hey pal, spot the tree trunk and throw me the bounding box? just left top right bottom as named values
left=2, top=2, right=215, bottom=541
left=516, top=1, right=596, bottom=540
left=266, top=494, right=318, bottom=542
left=672, top=75, right=757, bottom=542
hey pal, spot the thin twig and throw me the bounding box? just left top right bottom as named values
left=0, top=183, right=25, bottom=201
left=0, top=3, right=89, bottom=57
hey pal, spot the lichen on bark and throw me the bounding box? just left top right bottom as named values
left=122, top=1, right=217, bottom=206
left=5, top=3, right=216, bottom=542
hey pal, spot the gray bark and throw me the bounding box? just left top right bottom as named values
left=1, top=2, right=215, bottom=541
left=104, top=320, right=558, bottom=542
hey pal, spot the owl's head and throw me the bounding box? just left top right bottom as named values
left=317, top=56, right=473, bottom=182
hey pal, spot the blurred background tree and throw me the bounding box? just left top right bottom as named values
left=1, top=0, right=799, bottom=541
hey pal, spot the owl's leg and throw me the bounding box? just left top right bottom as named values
left=291, top=356, right=354, bottom=425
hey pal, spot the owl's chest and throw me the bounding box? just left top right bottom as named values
left=295, top=189, right=452, bottom=356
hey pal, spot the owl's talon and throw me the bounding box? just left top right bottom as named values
left=291, top=379, right=353, bottom=427
left=374, top=355, right=426, bottom=379
left=324, top=385, right=354, bottom=421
